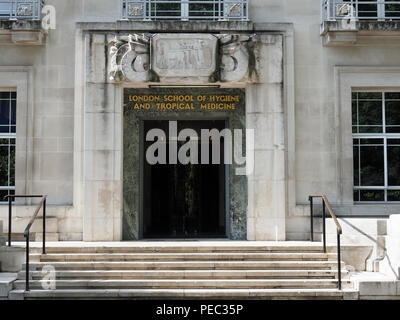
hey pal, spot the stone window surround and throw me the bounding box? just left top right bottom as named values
left=0, top=67, right=33, bottom=200
left=335, top=66, right=400, bottom=215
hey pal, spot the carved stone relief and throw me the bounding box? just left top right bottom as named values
left=109, top=34, right=151, bottom=83
left=218, top=34, right=254, bottom=82
left=151, top=33, right=218, bottom=82
left=109, top=33, right=256, bottom=84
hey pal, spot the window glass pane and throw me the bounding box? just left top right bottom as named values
left=356, top=92, right=381, bottom=100
left=11, top=100, right=16, bottom=125
left=387, top=141, right=400, bottom=186
left=352, top=100, right=358, bottom=132
left=11, top=92, right=16, bottom=99
left=0, top=100, right=10, bottom=126
left=0, top=92, right=10, bottom=99
left=353, top=143, right=360, bottom=186
left=190, top=0, right=216, bottom=17
left=10, top=145, right=15, bottom=186
left=0, top=190, right=10, bottom=201
left=354, top=190, right=360, bottom=202
left=357, top=0, right=378, bottom=18
left=360, top=139, right=382, bottom=145
left=358, top=100, right=383, bottom=133
left=385, top=101, right=400, bottom=133
left=360, top=190, right=384, bottom=201
left=0, top=127, right=9, bottom=134
left=388, top=190, right=400, bottom=201
left=359, top=141, right=384, bottom=186
left=385, top=4, right=400, bottom=18
left=385, top=92, right=400, bottom=100
left=151, top=2, right=181, bottom=17
left=0, top=146, right=9, bottom=186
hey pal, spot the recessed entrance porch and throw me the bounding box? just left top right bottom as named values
left=123, top=88, right=247, bottom=240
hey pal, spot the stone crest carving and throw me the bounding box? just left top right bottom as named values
left=219, top=34, right=253, bottom=82
left=109, top=34, right=150, bottom=82
left=109, top=33, right=255, bottom=84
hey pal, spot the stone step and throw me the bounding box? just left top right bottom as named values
left=12, top=279, right=353, bottom=290
left=9, top=288, right=360, bottom=300
left=33, top=252, right=337, bottom=262
left=18, top=269, right=348, bottom=280
left=29, top=244, right=329, bottom=254
left=23, top=260, right=345, bottom=271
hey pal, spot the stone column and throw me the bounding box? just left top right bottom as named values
left=79, top=33, right=122, bottom=241
left=247, top=34, right=287, bottom=240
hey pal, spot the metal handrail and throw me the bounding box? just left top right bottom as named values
left=120, top=0, right=248, bottom=21
left=308, top=195, right=342, bottom=290
left=4, top=194, right=47, bottom=291
left=0, top=0, right=42, bottom=20
left=323, top=0, right=400, bottom=21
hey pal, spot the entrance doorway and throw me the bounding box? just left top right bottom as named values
left=142, top=120, right=228, bottom=239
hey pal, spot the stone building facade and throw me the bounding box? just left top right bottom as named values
left=0, top=0, right=399, bottom=278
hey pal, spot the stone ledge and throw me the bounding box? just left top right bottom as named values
left=321, top=20, right=400, bottom=46
left=0, top=273, right=17, bottom=298
left=77, top=20, right=254, bottom=32
left=0, top=20, right=45, bottom=45
left=350, top=272, right=400, bottom=298
left=0, top=247, right=25, bottom=272
left=76, top=20, right=294, bottom=34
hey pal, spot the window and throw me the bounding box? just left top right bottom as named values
left=353, top=91, right=400, bottom=202
left=0, top=91, right=16, bottom=201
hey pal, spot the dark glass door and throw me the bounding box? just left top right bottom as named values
left=142, top=120, right=227, bottom=239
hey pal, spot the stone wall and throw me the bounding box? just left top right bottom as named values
left=0, top=0, right=399, bottom=241
left=380, top=215, right=400, bottom=280
left=0, top=221, right=5, bottom=246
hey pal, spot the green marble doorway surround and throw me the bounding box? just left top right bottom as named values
left=123, top=87, right=247, bottom=240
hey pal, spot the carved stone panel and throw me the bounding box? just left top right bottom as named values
left=109, top=33, right=256, bottom=84
left=151, top=33, right=218, bottom=82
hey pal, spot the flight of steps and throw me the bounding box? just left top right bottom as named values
left=9, top=243, right=359, bottom=300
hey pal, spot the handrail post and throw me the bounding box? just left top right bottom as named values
left=337, top=231, right=342, bottom=290
left=8, top=196, right=12, bottom=246
left=322, top=199, right=326, bottom=253
left=25, top=232, right=29, bottom=291
left=43, top=198, right=46, bottom=254
left=309, top=196, right=314, bottom=241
